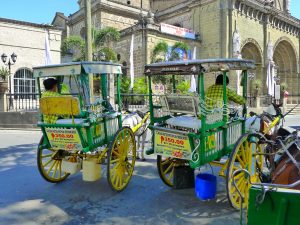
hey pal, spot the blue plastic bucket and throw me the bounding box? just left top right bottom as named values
left=195, top=173, right=217, bottom=200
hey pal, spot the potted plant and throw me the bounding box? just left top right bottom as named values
left=280, top=82, right=288, bottom=91
left=0, top=66, right=9, bottom=93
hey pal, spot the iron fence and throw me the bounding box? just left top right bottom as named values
left=4, top=92, right=299, bottom=112
left=117, top=93, right=149, bottom=111
left=6, top=93, right=40, bottom=112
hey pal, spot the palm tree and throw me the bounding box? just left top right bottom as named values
left=94, top=27, right=120, bottom=62
left=61, top=27, right=121, bottom=62
left=94, top=27, right=120, bottom=48
left=151, top=41, right=168, bottom=63
left=150, top=41, right=190, bottom=91
left=170, top=41, right=189, bottom=61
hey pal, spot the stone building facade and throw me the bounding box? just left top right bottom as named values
left=52, top=0, right=201, bottom=76
left=156, top=0, right=300, bottom=103
left=0, top=18, right=62, bottom=111
left=53, top=0, right=300, bottom=104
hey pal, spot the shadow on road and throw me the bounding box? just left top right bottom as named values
left=0, top=143, right=239, bottom=225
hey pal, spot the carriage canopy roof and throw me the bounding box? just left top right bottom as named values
left=144, top=58, right=256, bottom=76
left=33, top=61, right=122, bottom=78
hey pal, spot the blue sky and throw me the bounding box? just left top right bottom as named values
left=0, top=0, right=299, bottom=24
left=290, top=0, right=300, bottom=18
left=0, top=0, right=78, bottom=24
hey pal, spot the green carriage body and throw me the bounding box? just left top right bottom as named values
left=248, top=186, right=300, bottom=225
left=34, top=61, right=123, bottom=152
left=145, top=58, right=256, bottom=169
left=33, top=61, right=136, bottom=191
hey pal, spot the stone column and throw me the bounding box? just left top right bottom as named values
left=0, top=81, right=8, bottom=112
left=0, top=92, right=7, bottom=112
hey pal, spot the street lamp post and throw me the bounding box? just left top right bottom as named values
left=1, top=52, right=17, bottom=109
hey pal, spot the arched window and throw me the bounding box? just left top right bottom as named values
left=13, top=68, right=35, bottom=96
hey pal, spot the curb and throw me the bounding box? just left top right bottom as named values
left=0, top=128, right=40, bottom=131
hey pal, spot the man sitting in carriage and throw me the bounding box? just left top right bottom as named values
left=41, top=78, right=61, bottom=124
left=206, top=74, right=246, bottom=109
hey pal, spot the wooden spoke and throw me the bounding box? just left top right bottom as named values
left=41, top=153, right=53, bottom=159
left=157, top=155, right=187, bottom=187
left=47, top=160, right=57, bottom=175
left=43, top=158, right=54, bottom=167
left=37, top=136, right=69, bottom=183
left=52, top=161, right=59, bottom=178
left=110, top=158, right=120, bottom=164
left=161, top=158, right=171, bottom=166
left=227, top=133, right=264, bottom=210
left=167, top=168, right=175, bottom=181
left=107, top=127, right=136, bottom=192
left=163, top=162, right=174, bottom=175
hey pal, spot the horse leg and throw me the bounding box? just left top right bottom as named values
left=136, top=136, right=141, bottom=159
left=141, top=131, right=147, bottom=160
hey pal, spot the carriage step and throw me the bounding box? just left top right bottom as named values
left=146, top=148, right=154, bottom=155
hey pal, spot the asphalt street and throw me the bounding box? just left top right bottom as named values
left=284, top=115, right=300, bottom=130
left=0, top=115, right=299, bottom=225
left=0, top=129, right=239, bottom=225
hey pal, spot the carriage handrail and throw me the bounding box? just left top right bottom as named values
left=232, top=168, right=300, bottom=225
left=233, top=169, right=300, bottom=197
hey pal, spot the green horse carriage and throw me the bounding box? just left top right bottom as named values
left=34, top=61, right=136, bottom=191
left=145, top=58, right=262, bottom=208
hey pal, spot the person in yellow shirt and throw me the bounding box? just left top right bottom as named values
left=205, top=74, right=246, bottom=109
left=41, top=78, right=61, bottom=124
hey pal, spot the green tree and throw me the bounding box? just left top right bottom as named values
left=61, top=36, right=85, bottom=61
left=151, top=41, right=168, bottom=63
left=94, top=27, right=120, bottom=48
left=0, top=67, right=10, bottom=81
left=150, top=41, right=190, bottom=92
left=120, top=76, right=130, bottom=94
left=280, top=82, right=288, bottom=91
left=94, top=27, right=120, bottom=62
left=177, top=80, right=190, bottom=94
left=133, top=77, right=148, bottom=94
left=61, top=27, right=120, bottom=62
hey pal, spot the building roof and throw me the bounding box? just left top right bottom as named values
left=0, top=17, right=61, bottom=30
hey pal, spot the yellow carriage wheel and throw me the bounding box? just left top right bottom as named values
left=37, top=136, right=69, bottom=183
left=107, top=127, right=136, bottom=192
left=157, top=156, right=187, bottom=187
left=226, top=133, right=264, bottom=209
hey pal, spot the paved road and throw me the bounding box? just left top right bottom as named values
left=284, top=115, right=300, bottom=130
left=0, top=130, right=239, bottom=225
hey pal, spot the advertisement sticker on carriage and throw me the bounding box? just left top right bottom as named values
left=154, top=130, right=192, bottom=160
left=45, top=128, right=83, bottom=151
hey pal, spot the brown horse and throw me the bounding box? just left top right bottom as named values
left=271, top=129, right=300, bottom=189
left=248, top=104, right=300, bottom=189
